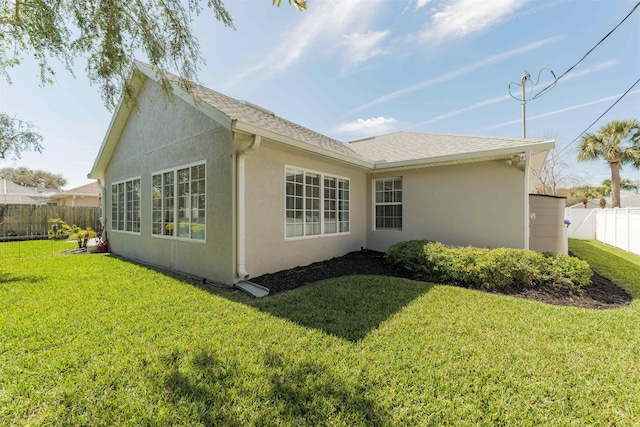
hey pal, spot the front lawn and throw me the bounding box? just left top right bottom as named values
left=1, top=240, right=639, bottom=425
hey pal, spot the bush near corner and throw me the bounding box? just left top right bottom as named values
left=386, top=240, right=592, bottom=290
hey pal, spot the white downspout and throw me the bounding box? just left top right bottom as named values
left=524, top=150, right=531, bottom=250
left=236, top=134, right=262, bottom=280
left=96, top=179, right=106, bottom=228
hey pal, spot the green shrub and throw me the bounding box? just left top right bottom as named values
left=385, top=240, right=433, bottom=276
left=386, top=240, right=592, bottom=290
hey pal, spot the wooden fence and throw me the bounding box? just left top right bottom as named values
left=0, top=204, right=101, bottom=239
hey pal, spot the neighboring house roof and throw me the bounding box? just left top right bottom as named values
left=89, top=60, right=554, bottom=180
left=50, top=182, right=101, bottom=200
left=621, top=193, right=640, bottom=207
left=568, top=199, right=611, bottom=209
left=0, top=178, right=61, bottom=205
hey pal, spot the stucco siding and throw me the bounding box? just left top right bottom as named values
left=104, top=78, right=234, bottom=284
left=241, top=141, right=367, bottom=278
left=367, top=161, right=526, bottom=252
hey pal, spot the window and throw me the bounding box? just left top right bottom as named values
left=285, top=166, right=350, bottom=239
left=111, top=177, right=141, bottom=233
left=324, top=177, right=350, bottom=234
left=375, top=177, right=402, bottom=230
left=152, top=162, right=206, bottom=241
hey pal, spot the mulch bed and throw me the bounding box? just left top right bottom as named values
left=251, top=250, right=632, bottom=309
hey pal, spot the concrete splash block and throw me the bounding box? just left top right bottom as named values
left=236, top=281, right=270, bottom=298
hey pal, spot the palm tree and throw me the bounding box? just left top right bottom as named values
left=600, top=178, right=636, bottom=197
left=578, top=119, right=640, bottom=208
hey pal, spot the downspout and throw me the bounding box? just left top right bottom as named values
left=236, top=134, right=262, bottom=280
left=96, top=179, right=106, bottom=228
left=524, top=150, right=531, bottom=250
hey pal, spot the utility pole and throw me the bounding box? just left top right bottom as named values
left=520, top=71, right=530, bottom=138
left=509, top=68, right=556, bottom=139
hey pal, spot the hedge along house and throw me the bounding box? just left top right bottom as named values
left=89, top=61, right=553, bottom=287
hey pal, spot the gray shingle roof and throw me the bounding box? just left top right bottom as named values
left=135, top=61, right=552, bottom=167
left=144, top=63, right=364, bottom=160
left=621, top=193, right=640, bottom=207
left=348, top=131, right=548, bottom=163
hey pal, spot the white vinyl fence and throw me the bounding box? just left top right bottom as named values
left=565, top=207, right=640, bottom=256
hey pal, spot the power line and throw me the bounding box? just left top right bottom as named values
left=534, top=1, right=640, bottom=98
left=556, top=77, right=640, bottom=156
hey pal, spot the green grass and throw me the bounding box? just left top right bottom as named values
left=0, top=239, right=77, bottom=260
left=1, top=240, right=640, bottom=425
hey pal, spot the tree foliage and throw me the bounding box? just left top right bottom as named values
left=0, top=0, right=305, bottom=160
left=0, top=113, right=43, bottom=160
left=577, top=119, right=640, bottom=208
left=0, top=166, right=67, bottom=188
left=1, top=0, right=306, bottom=109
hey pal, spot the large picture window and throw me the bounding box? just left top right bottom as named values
left=111, top=177, right=141, bottom=233
left=375, top=177, right=402, bottom=230
left=152, top=162, right=206, bottom=241
left=285, top=166, right=349, bottom=239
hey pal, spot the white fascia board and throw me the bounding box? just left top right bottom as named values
left=371, top=140, right=555, bottom=172
left=133, top=61, right=233, bottom=129
left=232, top=121, right=373, bottom=170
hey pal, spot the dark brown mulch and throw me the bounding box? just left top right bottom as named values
left=251, top=250, right=632, bottom=310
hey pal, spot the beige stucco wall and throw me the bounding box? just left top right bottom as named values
left=240, top=140, right=368, bottom=278
left=104, top=78, right=234, bottom=285
left=366, top=160, right=526, bottom=252
left=529, top=194, right=566, bottom=253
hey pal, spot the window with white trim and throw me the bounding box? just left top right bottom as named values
left=111, top=178, right=141, bottom=233
left=375, top=177, right=402, bottom=230
left=152, top=162, right=206, bottom=241
left=285, top=166, right=350, bottom=238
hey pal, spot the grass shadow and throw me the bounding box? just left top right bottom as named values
left=101, top=255, right=433, bottom=341
left=151, top=347, right=389, bottom=425
left=0, top=272, right=45, bottom=284
left=250, top=275, right=433, bottom=342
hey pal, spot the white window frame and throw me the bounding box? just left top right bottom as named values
left=151, top=161, right=206, bottom=243
left=110, top=176, right=141, bottom=235
left=373, top=177, right=403, bottom=231
left=284, top=165, right=350, bottom=240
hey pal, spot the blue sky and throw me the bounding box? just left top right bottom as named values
left=1, top=0, right=639, bottom=190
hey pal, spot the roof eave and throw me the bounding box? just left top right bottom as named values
left=232, top=120, right=373, bottom=170
left=371, top=139, right=555, bottom=172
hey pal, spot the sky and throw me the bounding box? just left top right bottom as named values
left=1, top=0, right=639, bottom=190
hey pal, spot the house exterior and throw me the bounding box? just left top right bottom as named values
left=49, top=182, right=102, bottom=207
left=89, top=61, right=553, bottom=286
left=0, top=178, right=61, bottom=205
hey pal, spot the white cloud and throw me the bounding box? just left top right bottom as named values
left=344, top=36, right=560, bottom=116
left=420, top=0, right=530, bottom=44
left=343, top=31, right=390, bottom=67
left=334, top=117, right=398, bottom=135
left=415, top=0, right=432, bottom=9
left=224, top=1, right=386, bottom=89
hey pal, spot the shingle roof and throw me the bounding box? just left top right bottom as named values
left=348, top=131, right=549, bottom=163
left=621, top=193, right=640, bottom=207
left=63, top=182, right=101, bottom=195
left=89, top=61, right=554, bottom=180
left=143, top=62, right=364, bottom=160
left=0, top=178, right=59, bottom=205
